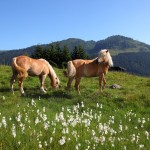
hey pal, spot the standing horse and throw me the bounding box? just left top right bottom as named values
left=64, top=49, right=113, bottom=94
left=10, top=56, right=60, bottom=95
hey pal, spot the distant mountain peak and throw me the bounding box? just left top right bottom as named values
left=89, top=35, right=150, bottom=55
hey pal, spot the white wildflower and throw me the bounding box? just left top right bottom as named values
left=138, top=118, right=141, bottom=123
left=145, top=131, right=149, bottom=140
left=124, top=146, right=127, bottom=150
left=42, top=114, right=47, bottom=121
left=125, top=125, right=128, bottom=130
left=81, top=101, right=84, bottom=107
left=76, top=143, right=81, bottom=150
left=12, top=124, right=16, bottom=138
left=119, top=124, right=123, bottom=132
left=52, top=128, right=56, bottom=134
left=44, top=141, right=48, bottom=147
left=16, top=112, right=22, bottom=122
left=50, top=137, right=53, bottom=143
left=100, top=104, right=103, bottom=109
left=59, top=136, right=66, bottom=145
left=37, top=109, right=40, bottom=115
left=84, top=119, right=90, bottom=127
left=67, top=107, right=71, bottom=113
left=136, top=135, right=140, bottom=143
left=2, top=96, right=5, bottom=100
left=100, top=136, right=105, bottom=145
left=31, top=99, right=36, bottom=107
left=59, top=112, right=65, bottom=121
left=131, top=134, right=136, bottom=143
left=35, top=117, right=40, bottom=125
left=62, top=107, right=64, bottom=111
left=66, top=127, right=69, bottom=134
left=43, top=107, right=46, bottom=112
left=18, top=141, right=21, bottom=145
left=44, top=122, right=49, bottom=130
left=142, top=118, right=145, bottom=124
left=55, top=113, right=59, bottom=121
left=139, top=144, right=144, bottom=149
left=92, top=130, right=96, bottom=136
left=39, top=141, right=42, bottom=148
left=134, top=126, right=138, bottom=129
left=98, top=123, right=103, bottom=132
left=20, top=123, right=25, bottom=133
left=61, top=119, right=67, bottom=126
left=71, top=119, right=77, bottom=127
left=2, top=116, right=7, bottom=128
left=96, top=103, right=99, bottom=107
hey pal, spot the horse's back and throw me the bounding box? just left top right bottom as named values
left=71, top=59, right=99, bottom=77
left=11, top=56, right=49, bottom=76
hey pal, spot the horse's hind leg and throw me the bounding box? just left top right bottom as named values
left=18, top=77, right=25, bottom=96
left=10, top=71, right=18, bottom=94
left=74, top=77, right=81, bottom=95
left=66, top=77, right=74, bottom=91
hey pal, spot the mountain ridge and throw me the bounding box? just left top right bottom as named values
left=0, top=35, right=150, bottom=76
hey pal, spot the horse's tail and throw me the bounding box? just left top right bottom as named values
left=12, top=57, right=28, bottom=78
left=63, top=61, right=76, bottom=77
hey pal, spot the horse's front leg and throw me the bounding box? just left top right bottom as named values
left=10, top=72, right=18, bottom=94
left=39, top=75, right=47, bottom=94
left=75, top=77, right=81, bottom=95
left=99, top=73, right=104, bottom=92
left=103, top=75, right=106, bottom=90
left=18, top=77, right=25, bottom=96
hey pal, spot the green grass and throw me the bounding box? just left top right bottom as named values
left=0, top=65, right=149, bottom=149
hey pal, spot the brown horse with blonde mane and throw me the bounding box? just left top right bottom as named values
left=64, top=49, right=113, bottom=94
left=10, top=56, right=60, bottom=95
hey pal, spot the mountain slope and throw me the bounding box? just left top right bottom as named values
left=89, top=35, right=150, bottom=55
left=1, top=35, right=150, bottom=76
left=52, top=38, right=96, bottom=51
left=112, top=52, right=150, bottom=76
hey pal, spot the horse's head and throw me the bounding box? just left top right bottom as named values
left=97, top=49, right=113, bottom=66
left=51, top=77, right=61, bottom=89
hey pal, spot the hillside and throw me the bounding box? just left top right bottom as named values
left=0, top=66, right=150, bottom=149
left=89, top=35, right=150, bottom=55
left=52, top=38, right=96, bottom=51
left=0, top=35, right=150, bottom=76
left=113, top=52, right=150, bottom=76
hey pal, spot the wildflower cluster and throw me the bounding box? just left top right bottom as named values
left=0, top=99, right=149, bottom=149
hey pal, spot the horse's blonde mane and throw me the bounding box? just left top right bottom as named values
left=98, top=49, right=113, bottom=66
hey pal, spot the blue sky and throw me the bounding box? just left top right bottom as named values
left=0, top=0, right=150, bottom=50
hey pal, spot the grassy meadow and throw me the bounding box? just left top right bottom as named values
left=0, top=65, right=150, bottom=150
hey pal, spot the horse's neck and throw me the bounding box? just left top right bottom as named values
left=92, top=58, right=99, bottom=64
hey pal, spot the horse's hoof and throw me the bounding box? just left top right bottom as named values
left=40, top=91, right=47, bottom=95
left=21, top=93, right=26, bottom=96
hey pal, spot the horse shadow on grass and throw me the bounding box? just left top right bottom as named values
left=23, top=88, right=73, bottom=100
left=0, top=86, right=73, bottom=101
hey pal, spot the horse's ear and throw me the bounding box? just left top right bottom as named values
left=106, top=50, right=109, bottom=53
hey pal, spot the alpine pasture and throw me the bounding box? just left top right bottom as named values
left=0, top=65, right=150, bottom=150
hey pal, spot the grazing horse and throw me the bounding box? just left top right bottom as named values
left=10, top=56, right=60, bottom=95
left=64, top=49, right=113, bottom=94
